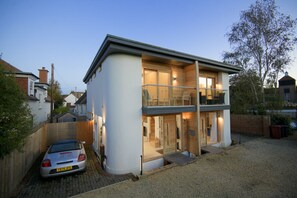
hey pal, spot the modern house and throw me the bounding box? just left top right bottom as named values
left=83, top=35, right=241, bottom=175
left=1, top=59, right=51, bottom=125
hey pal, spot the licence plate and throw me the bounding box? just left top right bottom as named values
left=56, top=166, right=72, bottom=172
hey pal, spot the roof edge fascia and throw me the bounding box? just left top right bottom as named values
left=83, top=35, right=241, bottom=83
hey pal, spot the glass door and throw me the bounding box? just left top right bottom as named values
left=200, top=113, right=207, bottom=146
left=144, top=70, right=157, bottom=105
left=200, top=112, right=218, bottom=146
left=199, top=77, right=215, bottom=104
left=158, top=71, right=170, bottom=105
left=207, top=112, right=218, bottom=144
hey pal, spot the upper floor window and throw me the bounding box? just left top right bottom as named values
left=29, top=81, right=34, bottom=95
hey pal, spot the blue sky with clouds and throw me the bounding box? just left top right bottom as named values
left=0, top=0, right=296, bottom=93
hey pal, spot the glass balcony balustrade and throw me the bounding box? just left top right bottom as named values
left=142, top=84, right=227, bottom=106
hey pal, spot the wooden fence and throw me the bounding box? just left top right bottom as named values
left=231, top=114, right=271, bottom=137
left=0, top=121, right=93, bottom=198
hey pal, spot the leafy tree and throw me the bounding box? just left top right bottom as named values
left=47, top=80, right=64, bottom=109
left=53, top=106, right=70, bottom=115
left=223, top=0, right=297, bottom=102
left=230, top=70, right=263, bottom=114
left=0, top=64, right=32, bottom=158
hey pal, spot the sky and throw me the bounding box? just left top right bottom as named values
left=0, top=0, right=297, bottom=94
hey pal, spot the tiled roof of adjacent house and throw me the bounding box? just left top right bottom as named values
left=75, top=92, right=86, bottom=104
left=0, top=59, right=22, bottom=72
left=70, top=91, right=84, bottom=98
left=279, top=75, right=295, bottom=81
left=0, top=59, right=39, bottom=79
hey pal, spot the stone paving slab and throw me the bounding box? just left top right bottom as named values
left=17, top=146, right=133, bottom=198
left=164, top=152, right=196, bottom=165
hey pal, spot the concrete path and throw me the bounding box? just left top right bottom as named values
left=74, top=134, right=297, bottom=198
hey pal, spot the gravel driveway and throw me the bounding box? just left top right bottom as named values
left=74, top=133, right=297, bottom=198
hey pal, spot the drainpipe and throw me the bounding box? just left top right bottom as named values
left=140, top=155, right=143, bottom=175
left=195, top=60, right=201, bottom=156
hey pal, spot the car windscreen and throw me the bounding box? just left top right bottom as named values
left=49, top=142, right=81, bottom=153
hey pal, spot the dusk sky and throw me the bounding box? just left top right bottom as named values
left=0, top=0, right=296, bottom=94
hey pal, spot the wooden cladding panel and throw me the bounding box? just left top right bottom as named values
left=184, top=64, right=196, bottom=87
left=183, top=112, right=198, bottom=155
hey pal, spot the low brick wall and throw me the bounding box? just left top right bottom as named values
left=231, top=114, right=271, bottom=137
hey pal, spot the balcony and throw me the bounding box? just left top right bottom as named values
left=199, top=88, right=227, bottom=105
left=142, top=85, right=229, bottom=115
left=142, top=84, right=196, bottom=106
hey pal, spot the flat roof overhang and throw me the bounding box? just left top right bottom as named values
left=83, top=35, right=242, bottom=83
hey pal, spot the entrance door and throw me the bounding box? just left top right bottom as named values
left=163, top=115, right=176, bottom=154
left=200, top=112, right=218, bottom=146
left=200, top=113, right=207, bottom=146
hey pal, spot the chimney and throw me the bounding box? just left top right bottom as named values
left=38, top=67, right=49, bottom=83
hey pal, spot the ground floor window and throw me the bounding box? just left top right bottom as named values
left=143, top=115, right=183, bottom=161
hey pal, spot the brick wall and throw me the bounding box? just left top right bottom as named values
left=15, top=77, right=28, bottom=95
left=231, top=114, right=271, bottom=137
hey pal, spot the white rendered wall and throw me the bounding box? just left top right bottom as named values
left=64, top=94, right=77, bottom=106
left=217, top=72, right=231, bottom=147
left=103, top=54, right=142, bottom=175
left=87, top=54, right=142, bottom=175
left=218, top=72, right=230, bottom=105
left=28, top=88, right=50, bottom=125
left=221, top=109, right=231, bottom=147
left=143, top=158, right=164, bottom=172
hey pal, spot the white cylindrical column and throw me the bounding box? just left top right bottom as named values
left=103, top=54, right=142, bottom=175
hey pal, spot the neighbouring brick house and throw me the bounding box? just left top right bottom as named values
left=278, top=72, right=297, bottom=104
left=265, top=72, right=297, bottom=107
left=1, top=59, right=51, bottom=125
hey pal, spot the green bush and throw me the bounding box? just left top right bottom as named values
left=0, top=65, right=32, bottom=158
left=271, top=114, right=291, bottom=125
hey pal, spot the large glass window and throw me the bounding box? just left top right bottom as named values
left=199, top=77, right=214, bottom=99
left=144, top=69, right=171, bottom=105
